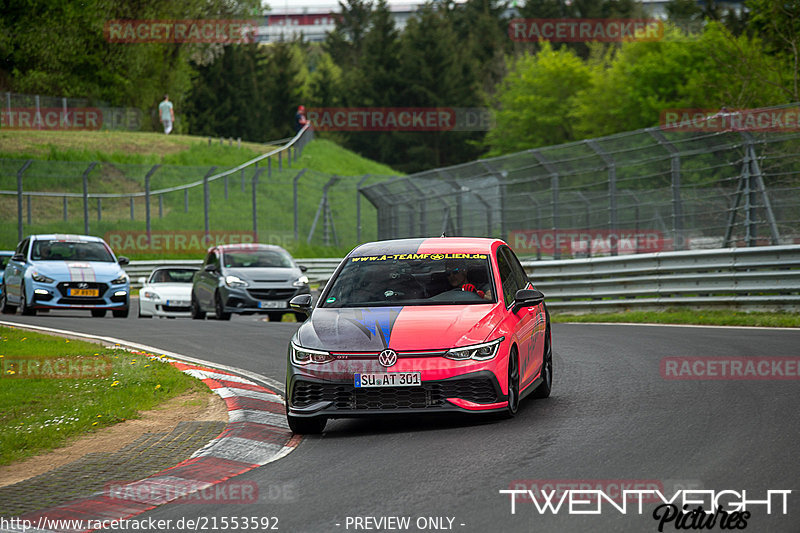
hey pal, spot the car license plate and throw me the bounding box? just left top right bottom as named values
left=69, top=289, right=99, bottom=297
left=258, top=301, right=286, bottom=309
left=166, top=300, right=188, bottom=307
left=355, top=372, right=421, bottom=388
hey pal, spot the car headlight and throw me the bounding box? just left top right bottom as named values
left=111, top=274, right=128, bottom=285
left=31, top=271, right=54, bottom=283
left=290, top=342, right=335, bottom=365
left=225, top=275, right=249, bottom=288
left=292, top=275, right=309, bottom=287
left=142, top=290, right=160, bottom=300
left=443, top=337, right=504, bottom=361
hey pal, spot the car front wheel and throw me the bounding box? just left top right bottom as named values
left=532, top=320, right=553, bottom=399
left=112, top=307, right=129, bottom=318
left=91, top=309, right=107, bottom=318
left=215, top=292, right=231, bottom=321
left=20, top=283, right=36, bottom=316
left=191, top=293, right=205, bottom=320
left=504, top=347, right=520, bottom=417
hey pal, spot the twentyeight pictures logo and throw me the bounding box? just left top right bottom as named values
left=104, top=20, right=258, bottom=43
left=509, top=18, right=663, bottom=42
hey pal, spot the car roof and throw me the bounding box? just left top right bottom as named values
left=29, top=234, right=105, bottom=243
left=213, top=243, right=289, bottom=253
left=350, top=237, right=502, bottom=257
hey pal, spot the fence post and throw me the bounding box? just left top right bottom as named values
left=649, top=128, right=684, bottom=250
left=158, top=195, right=163, bottom=218
left=17, top=160, right=32, bottom=241
left=130, top=197, right=134, bottom=220
left=241, top=168, right=245, bottom=193
left=356, top=175, right=371, bottom=242
left=251, top=167, right=265, bottom=240
left=97, top=197, right=102, bottom=222
left=525, top=193, right=542, bottom=260
left=184, top=189, right=188, bottom=212
left=144, top=165, right=160, bottom=241
left=587, top=140, right=618, bottom=256
left=34, top=95, right=41, bottom=130
left=82, top=162, right=97, bottom=235
left=293, top=169, right=307, bottom=241
left=268, top=156, right=272, bottom=179
left=287, top=146, right=292, bottom=168
left=529, top=150, right=560, bottom=259
left=279, top=151, right=282, bottom=171
left=203, top=166, right=217, bottom=241
left=224, top=174, right=228, bottom=200
left=64, top=196, right=69, bottom=222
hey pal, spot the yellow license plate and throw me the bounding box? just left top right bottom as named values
left=69, top=289, right=99, bottom=297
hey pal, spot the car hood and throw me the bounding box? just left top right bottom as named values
left=224, top=267, right=300, bottom=283
left=142, top=283, right=192, bottom=298
left=29, top=261, right=125, bottom=281
left=296, top=304, right=502, bottom=352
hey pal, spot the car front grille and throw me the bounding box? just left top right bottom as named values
left=247, top=288, right=297, bottom=300
left=57, top=282, right=109, bottom=297
left=291, top=378, right=498, bottom=410
left=162, top=304, right=190, bottom=312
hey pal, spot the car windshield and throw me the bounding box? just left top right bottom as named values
left=149, top=268, right=197, bottom=283
left=31, top=240, right=115, bottom=262
left=321, top=253, right=495, bottom=308
left=222, top=250, right=294, bottom=268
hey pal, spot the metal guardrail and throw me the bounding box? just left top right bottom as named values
left=522, top=245, right=800, bottom=312
left=127, top=257, right=342, bottom=288
left=128, top=247, right=800, bottom=311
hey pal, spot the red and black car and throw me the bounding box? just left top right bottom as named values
left=285, top=237, right=553, bottom=434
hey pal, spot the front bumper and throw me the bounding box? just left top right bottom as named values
left=286, top=370, right=508, bottom=418
left=139, top=298, right=192, bottom=317
left=220, top=285, right=311, bottom=314
left=30, top=279, right=129, bottom=309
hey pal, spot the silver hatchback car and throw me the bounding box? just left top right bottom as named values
left=191, top=244, right=311, bottom=321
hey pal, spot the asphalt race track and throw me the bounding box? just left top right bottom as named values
left=4, top=304, right=800, bottom=533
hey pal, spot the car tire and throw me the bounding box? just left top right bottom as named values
left=293, top=312, right=307, bottom=322
left=532, top=318, right=553, bottom=399
left=1, top=287, right=17, bottom=314
left=112, top=307, right=129, bottom=318
left=91, top=309, right=107, bottom=318
left=191, top=293, right=205, bottom=320
left=268, top=312, right=284, bottom=322
left=19, top=284, right=36, bottom=316
left=137, top=306, right=151, bottom=318
left=503, top=347, right=520, bottom=417
left=287, top=414, right=327, bottom=435
left=215, top=292, right=231, bottom=321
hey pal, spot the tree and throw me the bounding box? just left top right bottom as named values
left=485, top=43, right=592, bottom=155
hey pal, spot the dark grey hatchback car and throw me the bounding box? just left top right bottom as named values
left=191, top=244, right=311, bottom=321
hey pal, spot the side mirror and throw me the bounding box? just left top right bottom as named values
left=289, top=294, right=313, bottom=316
left=512, top=289, right=544, bottom=314
left=299, top=265, right=308, bottom=273
left=12, top=253, right=25, bottom=262
left=204, top=264, right=217, bottom=273
left=137, top=277, right=147, bottom=285
left=118, top=256, right=130, bottom=266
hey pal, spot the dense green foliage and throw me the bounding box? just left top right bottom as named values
left=2, top=0, right=799, bottom=171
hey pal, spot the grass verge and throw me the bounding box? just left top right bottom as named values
left=0, top=325, right=207, bottom=466
left=551, top=309, right=800, bottom=328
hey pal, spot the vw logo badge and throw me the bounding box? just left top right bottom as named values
left=78, top=282, right=89, bottom=289
left=378, top=349, right=398, bottom=367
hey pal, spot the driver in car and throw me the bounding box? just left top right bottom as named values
left=446, top=263, right=492, bottom=301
